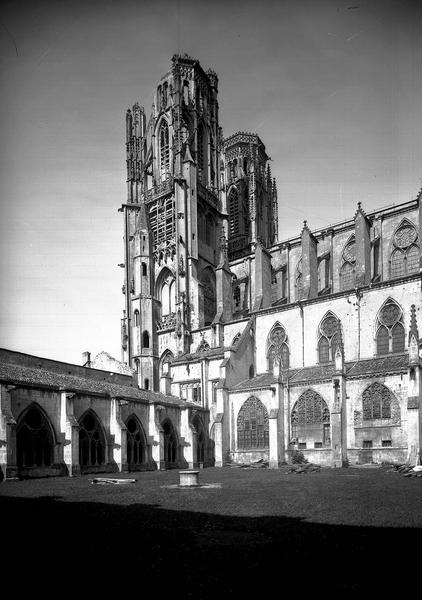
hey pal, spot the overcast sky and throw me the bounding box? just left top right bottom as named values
left=0, top=0, right=421, bottom=365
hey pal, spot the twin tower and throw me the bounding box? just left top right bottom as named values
left=120, top=54, right=278, bottom=389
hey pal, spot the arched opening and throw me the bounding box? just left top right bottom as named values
left=390, top=219, right=419, bottom=278
left=134, top=310, right=139, bottom=327
left=228, top=188, right=240, bottom=237
left=162, top=419, right=178, bottom=467
left=160, top=350, right=174, bottom=376
left=158, top=119, right=170, bottom=180
left=375, top=299, right=405, bottom=355
left=126, top=416, right=147, bottom=470
left=192, top=414, right=206, bottom=465
left=317, top=312, right=341, bottom=364
left=199, top=268, right=216, bottom=326
left=79, top=411, right=106, bottom=469
left=237, top=396, right=269, bottom=450
left=142, top=331, right=150, bottom=348
left=291, top=390, right=330, bottom=449
left=340, top=237, right=356, bottom=291
left=144, top=378, right=150, bottom=390
left=16, top=404, right=55, bottom=469
left=142, top=262, right=147, bottom=277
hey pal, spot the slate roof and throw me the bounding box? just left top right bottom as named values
left=232, top=372, right=277, bottom=391
left=172, top=347, right=226, bottom=364
left=345, top=354, right=409, bottom=378
left=0, top=361, right=183, bottom=406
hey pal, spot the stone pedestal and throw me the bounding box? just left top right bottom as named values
left=179, top=470, right=199, bottom=486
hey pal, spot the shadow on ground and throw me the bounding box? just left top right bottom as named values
left=2, top=494, right=421, bottom=596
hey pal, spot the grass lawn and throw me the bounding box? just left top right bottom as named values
left=2, top=465, right=421, bottom=595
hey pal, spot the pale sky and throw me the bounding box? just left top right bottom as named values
left=0, top=0, right=421, bottom=364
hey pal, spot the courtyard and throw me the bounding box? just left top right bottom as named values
left=2, top=465, right=421, bottom=595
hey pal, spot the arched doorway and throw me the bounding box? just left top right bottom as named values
left=79, top=411, right=107, bottom=471
left=126, top=415, right=147, bottom=470
left=17, top=404, right=55, bottom=469
left=162, top=419, right=178, bottom=468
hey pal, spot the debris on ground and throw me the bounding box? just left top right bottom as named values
left=226, top=459, right=269, bottom=469
left=91, top=477, right=137, bottom=485
left=386, top=463, right=422, bottom=478
left=286, top=463, right=321, bottom=474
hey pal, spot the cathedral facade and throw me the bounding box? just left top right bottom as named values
left=0, top=54, right=421, bottom=479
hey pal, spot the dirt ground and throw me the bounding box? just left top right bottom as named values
left=2, top=465, right=421, bottom=596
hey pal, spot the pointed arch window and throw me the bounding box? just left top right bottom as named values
left=362, top=383, right=393, bottom=420
left=291, top=390, right=330, bottom=447
left=134, top=310, right=139, bottom=327
left=17, top=404, right=54, bottom=468
left=340, top=237, right=356, bottom=291
left=126, top=416, right=146, bottom=469
left=79, top=411, right=106, bottom=468
left=160, top=350, right=174, bottom=375
left=200, top=269, right=216, bottom=326
left=237, top=396, right=269, bottom=450
left=376, top=299, right=405, bottom=355
left=159, top=120, right=170, bottom=180
left=267, top=324, right=290, bottom=370
left=162, top=419, right=178, bottom=465
left=318, top=313, right=341, bottom=363
left=390, top=220, right=419, bottom=279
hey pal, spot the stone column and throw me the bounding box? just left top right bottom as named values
left=110, top=397, right=128, bottom=472
left=0, top=385, right=17, bottom=480
left=149, top=403, right=163, bottom=469
left=407, top=309, right=421, bottom=464
left=268, top=408, right=279, bottom=469
left=213, top=413, right=224, bottom=467
left=331, top=375, right=347, bottom=467
left=59, top=391, right=80, bottom=476
left=180, top=407, right=194, bottom=468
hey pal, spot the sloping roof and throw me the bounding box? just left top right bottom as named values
left=172, top=347, right=225, bottom=364
left=230, top=353, right=409, bottom=391
left=345, top=354, right=409, bottom=378
left=0, top=361, right=182, bottom=406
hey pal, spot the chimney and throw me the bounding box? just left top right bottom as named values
left=82, top=351, right=91, bottom=368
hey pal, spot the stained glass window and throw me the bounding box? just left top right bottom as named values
left=391, top=249, right=405, bottom=278
left=318, top=313, right=341, bottom=363
left=391, top=322, right=405, bottom=353
left=376, top=326, right=389, bottom=355
left=340, top=261, right=355, bottom=291
left=362, top=383, right=392, bottom=420
left=318, top=337, right=329, bottom=363
left=267, top=324, right=290, bottom=370
left=291, top=390, right=331, bottom=448
left=237, top=396, right=269, bottom=450
left=406, top=245, right=419, bottom=275
left=376, top=299, right=405, bottom=355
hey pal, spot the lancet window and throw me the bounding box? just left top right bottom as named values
left=126, top=416, right=146, bottom=469
left=375, top=299, right=405, bottom=355
left=390, top=220, right=419, bottom=279
left=79, top=411, right=106, bottom=468
left=267, top=323, right=290, bottom=370
left=317, top=313, right=341, bottom=363
left=159, top=120, right=170, bottom=179
left=16, top=404, right=54, bottom=468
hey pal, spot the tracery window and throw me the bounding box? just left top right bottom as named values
left=318, top=313, right=341, bottom=363
left=149, top=196, right=175, bottom=249
left=17, top=404, right=54, bottom=468
left=340, top=237, right=356, bottom=291
left=160, top=350, right=174, bottom=375
left=362, top=382, right=392, bottom=420
left=228, top=188, right=240, bottom=237
left=375, top=299, right=405, bottom=355
left=390, top=220, right=419, bottom=279
left=237, top=396, right=269, bottom=450
left=267, top=323, right=290, bottom=370
left=291, top=390, right=330, bottom=445
left=126, top=416, right=146, bottom=469
left=79, top=411, right=106, bottom=468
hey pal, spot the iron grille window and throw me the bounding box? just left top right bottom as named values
left=363, top=440, right=373, bottom=448
left=229, top=189, right=240, bottom=237
left=149, top=197, right=175, bottom=247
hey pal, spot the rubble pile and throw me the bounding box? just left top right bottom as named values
left=287, top=463, right=321, bottom=474
left=387, top=464, right=422, bottom=478
left=227, top=458, right=269, bottom=469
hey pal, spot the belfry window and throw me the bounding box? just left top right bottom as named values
left=375, top=299, right=405, bottom=355
left=340, top=237, right=356, bottom=291
left=228, top=188, right=240, bottom=237
left=159, top=120, right=170, bottom=179
left=390, top=220, right=419, bottom=279
left=237, top=396, right=269, bottom=450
